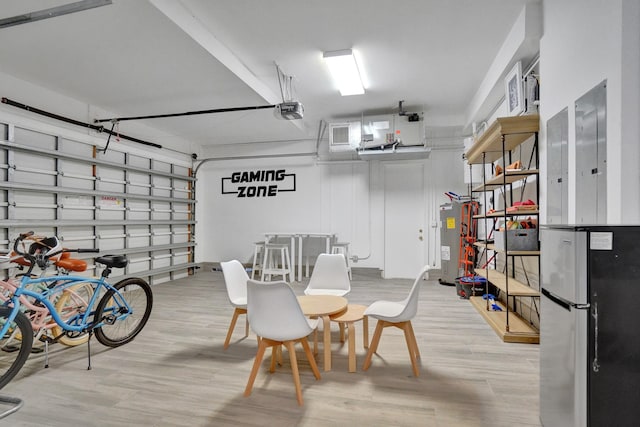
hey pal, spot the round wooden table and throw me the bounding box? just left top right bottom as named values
left=297, top=295, right=347, bottom=371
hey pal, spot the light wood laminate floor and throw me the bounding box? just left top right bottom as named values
left=3, top=266, right=541, bottom=426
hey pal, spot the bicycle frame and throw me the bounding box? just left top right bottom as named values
left=0, top=274, right=130, bottom=337
left=0, top=278, right=65, bottom=334
left=1, top=250, right=94, bottom=344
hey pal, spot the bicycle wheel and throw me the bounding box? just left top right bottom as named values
left=52, top=282, right=94, bottom=347
left=0, top=308, right=33, bottom=390
left=93, top=278, right=153, bottom=347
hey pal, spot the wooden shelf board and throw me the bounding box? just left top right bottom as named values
left=465, top=115, right=540, bottom=164
left=505, top=250, right=540, bottom=256
left=469, top=296, right=539, bottom=344
left=503, top=208, right=539, bottom=216
left=473, top=209, right=539, bottom=219
left=473, top=242, right=540, bottom=256
left=472, top=169, right=539, bottom=192
left=474, top=241, right=493, bottom=249
left=474, top=269, right=539, bottom=296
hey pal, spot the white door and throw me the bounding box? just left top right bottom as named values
left=383, top=162, right=425, bottom=278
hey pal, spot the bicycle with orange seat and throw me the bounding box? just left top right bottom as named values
left=0, top=245, right=95, bottom=352
left=0, top=232, right=153, bottom=389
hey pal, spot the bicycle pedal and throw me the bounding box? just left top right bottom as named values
left=103, top=315, right=117, bottom=325
left=1, top=345, right=19, bottom=353
left=39, top=335, right=55, bottom=344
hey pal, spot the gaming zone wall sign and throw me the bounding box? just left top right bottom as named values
left=221, top=169, right=296, bottom=198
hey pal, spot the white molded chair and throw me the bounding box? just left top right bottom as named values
left=244, top=280, right=321, bottom=406
left=331, top=242, right=352, bottom=279
left=220, top=260, right=250, bottom=350
left=362, top=265, right=430, bottom=377
left=304, top=253, right=351, bottom=296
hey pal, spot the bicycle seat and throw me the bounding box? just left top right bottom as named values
left=56, top=258, right=88, bottom=272
left=11, top=256, right=31, bottom=267
left=95, top=255, right=128, bottom=269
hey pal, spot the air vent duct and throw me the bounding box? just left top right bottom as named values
left=329, top=122, right=361, bottom=152
left=357, top=145, right=431, bottom=160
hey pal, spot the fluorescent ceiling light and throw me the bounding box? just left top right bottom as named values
left=323, top=49, right=365, bottom=96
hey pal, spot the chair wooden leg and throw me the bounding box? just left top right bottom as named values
left=339, top=322, right=345, bottom=342
left=406, top=321, right=420, bottom=359
left=313, top=327, right=318, bottom=355
left=224, top=308, right=243, bottom=350
left=244, top=338, right=268, bottom=397
left=363, top=315, right=369, bottom=349
left=245, top=315, right=249, bottom=338
left=300, top=337, right=321, bottom=380
left=285, top=341, right=304, bottom=406
left=362, top=320, right=385, bottom=371
left=247, top=337, right=318, bottom=405
left=270, top=346, right=278, bottom=373
left=402, top=322, right=420, bottom=377
left=277, top=344, right=283, bottom=365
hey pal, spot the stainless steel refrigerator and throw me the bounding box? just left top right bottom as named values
left=540, top=225, right=640, bottom=427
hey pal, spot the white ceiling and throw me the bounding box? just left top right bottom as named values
left=0, top=0, right=532, bottom=151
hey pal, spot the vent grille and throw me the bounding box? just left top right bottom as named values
left=329, top=122, right=360, bottom=152
left=331, top=126, right=350, bottom=145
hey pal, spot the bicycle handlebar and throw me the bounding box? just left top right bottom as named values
left=13, top=232, right=100, bottom=275
left=13, top=232, right=38, bottom=257
left=14, top=232, right=99, bottom=255
left=19, top=231, right=34, bottom=240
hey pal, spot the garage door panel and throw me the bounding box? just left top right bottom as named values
left=3, top=120, right=195, bottom=282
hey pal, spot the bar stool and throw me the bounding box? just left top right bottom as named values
left=261, top=243, right=292, bottom=282
left=331, top=242, right=352, bottom=279
left=251, top=241, right=265, bottom=279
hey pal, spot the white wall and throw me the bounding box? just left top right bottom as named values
left=195, top=145, right=467, bottom=271
left=466, top=1, right=542, bottom=127
left=620, top=0, right=640, bottom=223
left=540, top=0, right=640, bottom=224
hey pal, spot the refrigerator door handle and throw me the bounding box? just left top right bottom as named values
left=541, top=288, right=571, bottom=310
left=592, top=301, right=600, bottom=373
left=542, top=288, right=591, bottom=311
left=573, top=302, right=591, bottom=310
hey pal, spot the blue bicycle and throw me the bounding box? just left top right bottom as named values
left=0, top=232, right=153, bottom=389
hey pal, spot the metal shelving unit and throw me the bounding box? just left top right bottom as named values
left=464, top=115, right=540, bottom=343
